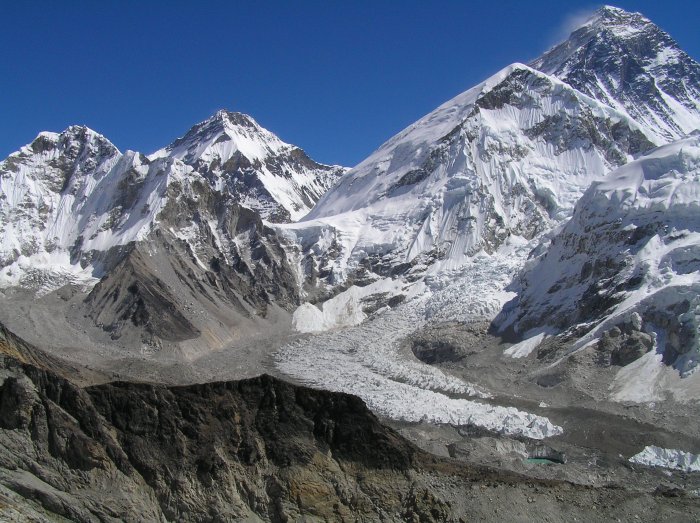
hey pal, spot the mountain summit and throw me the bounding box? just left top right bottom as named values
left=532, top=5, right=700, bottom=142
left=152, top=110, right=345, bottom=222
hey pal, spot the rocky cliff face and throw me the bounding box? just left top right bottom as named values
left=532, top=6, right=700, bottom=143
left=0, top=353, right=413, bottom=521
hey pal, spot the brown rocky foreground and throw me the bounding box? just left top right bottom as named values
left=0, top=325, right=697, bottom=522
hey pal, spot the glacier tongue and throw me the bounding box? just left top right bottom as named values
left=277, top=238, right=563, bottom=439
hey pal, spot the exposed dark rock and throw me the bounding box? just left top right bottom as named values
left=596, top=322, right=655, bottom=367
left=412, top=339, right=464, bottom=364
left=409, top=322, right=492, bottom=364
left=85, top=247, right=200, bottom=342
left=536, top=373, right=565, bottom=388
left=0, top=326, right=697, bottom=521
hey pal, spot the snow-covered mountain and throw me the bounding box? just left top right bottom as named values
left=0, top=121, right=312, bottom=351
left=284, top=63, right=655, bottom=292
left=532, top=5, right=700, bottom=143
left=0, top=125, right=190, bottom=291
left=496, top=134, right=700, bottom=382
left=1, top=5, right=698, bottom=379
left=151, top=110, right=345, bottom=222
left=0, top=108, right=344, bottom=293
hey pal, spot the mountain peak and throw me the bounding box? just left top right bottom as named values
left=531, top=6, right=700, bottom=143
left=150, top=109, right=288, bottom=167
left=148, top=110, right=345, bottom=222
left=593, top=5, right=642, bottom=22
left=208, top=109, right=260, bottom=131
left=170, top=109, right=269, bottom=149
left=57, top=125, right=114, bottom=146
left=577, top=5, right=652, bottom=37
left=11, top=125, right=119, bottom=164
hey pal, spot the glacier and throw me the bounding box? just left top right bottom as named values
left=277, top=238, right=564, bottom=439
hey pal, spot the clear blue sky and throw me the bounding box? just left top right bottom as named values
left=2, top=1, right=698, bottom=167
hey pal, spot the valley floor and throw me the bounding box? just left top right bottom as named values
left=1, top=241, right=699, bottom=517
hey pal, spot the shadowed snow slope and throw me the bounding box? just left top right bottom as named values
left=496, top=134, right=700, bottom=397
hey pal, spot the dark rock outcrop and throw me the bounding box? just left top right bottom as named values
left=0, top=328, right=698, bottom=521
left=596, top=320, right=655, bottom=367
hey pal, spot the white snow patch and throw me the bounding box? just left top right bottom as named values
left=505, top=332, right=547, bottom=359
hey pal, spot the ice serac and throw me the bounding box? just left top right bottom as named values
left=532, top=5, right=700, bottom=143
left=287, top=63, right=655, bottom=290
left=495, top=134, right=700, bottom=385
left=151, top=110, right=345, bottom=223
